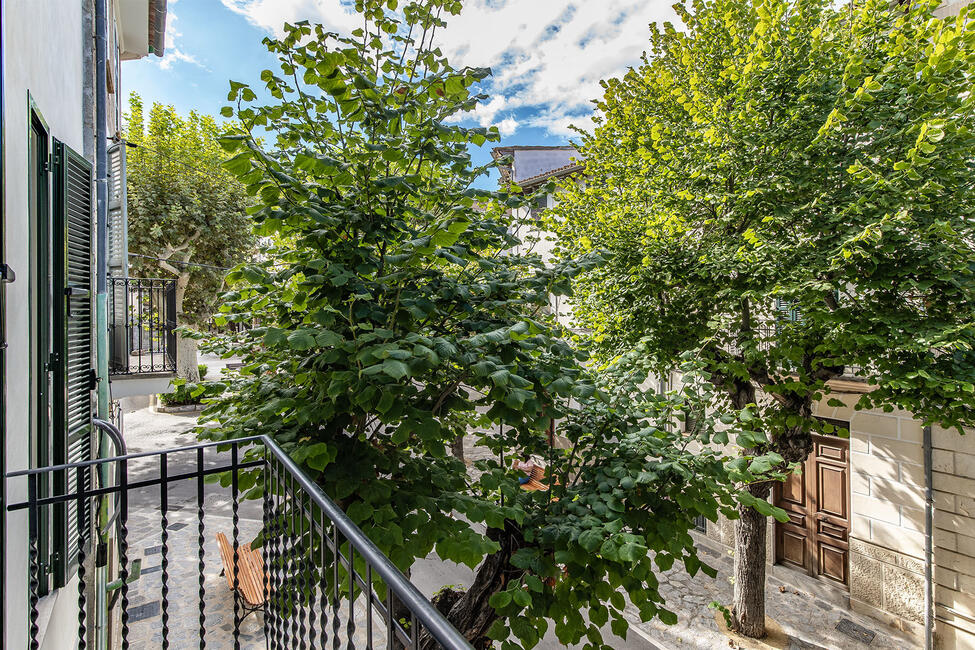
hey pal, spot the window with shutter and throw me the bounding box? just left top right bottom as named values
left=51, top=140, right=94, bottom=587
left=28, top=110, right=54, bottom=596
left=775, top=297, right=801, bottom=323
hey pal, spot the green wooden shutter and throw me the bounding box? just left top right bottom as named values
left=776, top=297, right=801, bottom=323
left=51, top=139, right=94, bottom=586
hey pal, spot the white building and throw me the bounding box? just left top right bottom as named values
left=1, top=2, right=166, bottom=647
left=492, top=145, right=583, bottom=328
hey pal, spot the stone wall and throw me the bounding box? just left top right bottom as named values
left=930, top=424, right=975, bottom=650
left=698, top=388, right=975, bottom=649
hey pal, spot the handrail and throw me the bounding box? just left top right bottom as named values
left=5, top=433, right=473, bottom=649
left=262, top=435, right=472, bottom=649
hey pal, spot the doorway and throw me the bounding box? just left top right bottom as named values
left=773, top=423, right=851, bottom=587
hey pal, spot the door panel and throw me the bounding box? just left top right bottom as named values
left=818, top=541, right=848, bottom=584
left=780, top=469, right=806, bottom=507
left=777, top=528, right=807, bottom=569
left=817, top=464, right=848, bottom=519
left=775, top=429, right=851, bottom=588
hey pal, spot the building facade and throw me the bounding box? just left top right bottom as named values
left=1, top=2, right=165, bottom=647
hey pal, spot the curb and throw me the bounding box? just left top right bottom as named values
left=153, top=403, right=205, bottom=414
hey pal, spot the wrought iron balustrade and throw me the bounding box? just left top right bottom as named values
left=109, top=276, right=177, bottom=375
left=5, top=434, right=471, bottom=650
left=721, top=324, right=869, bottom=379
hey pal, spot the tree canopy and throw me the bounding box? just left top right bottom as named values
left=126, top=93, right=255, bottom=378
left=198, top=2, right=783, bottom=646
left=549, top=0, right=975, bottom=636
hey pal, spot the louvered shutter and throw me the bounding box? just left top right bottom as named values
left=51, top=140, right=94, bottom=586
left=107, top=142, right=127, bottom=274
left=776, top=297, right=801, bottom=323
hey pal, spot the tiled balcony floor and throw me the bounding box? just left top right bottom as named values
left=123, top=507, right=389, bottom=649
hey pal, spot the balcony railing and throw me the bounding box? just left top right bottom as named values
left=721, top=324, right=868, bottom=379
left=109, top=276, right=177, bottom=375
left=5, top=433, right=471, bottom=650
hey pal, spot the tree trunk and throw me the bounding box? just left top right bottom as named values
left=176, top=336, right=200, bottom=382
left=731, top=481, right=771, bottom=638
left=421, top=524, right=523, bottom=649
left=451, top=434, right=465, bottom=463
left=173, top=270, right=200, bottom=382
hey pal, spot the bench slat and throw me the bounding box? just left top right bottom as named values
left=216, top=532, right=266, bottom=607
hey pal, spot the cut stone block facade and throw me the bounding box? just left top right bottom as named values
left=697, top=384, right=975, bottom=650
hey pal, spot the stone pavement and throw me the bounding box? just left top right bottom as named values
left=627, top=538, right=919, bottom=650
left=116, top=411, right=918, bottom=650
left=122, top=507, right=390, bottom=649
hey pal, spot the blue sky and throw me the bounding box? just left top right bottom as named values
left=124, top=0, right=679, bottom=187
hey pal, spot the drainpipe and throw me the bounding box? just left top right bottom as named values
left=94, top=1, right=111, bottom=649
left=923, top=424, right=934, bottom=650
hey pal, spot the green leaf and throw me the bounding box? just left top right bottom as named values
left=376, top=391, right=395, bottom=414
left=578, top=529, right=603, bottom=552
left=489, top=590, right=512, bottom=609
left=381, top=359, right=410, bottom=379
left=287, top=330, right=316, bottom=350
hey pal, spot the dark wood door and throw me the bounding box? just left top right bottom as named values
left=774, top=431, right=851, bottom=587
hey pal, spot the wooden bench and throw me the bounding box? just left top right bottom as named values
left=216, top=532, right=265, bottom=613
left=520, top=465, right=550, bottom=492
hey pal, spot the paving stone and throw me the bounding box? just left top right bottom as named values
left=836, top=618, right=877, bottom=644
left=128, top=601, right=161, bottom=622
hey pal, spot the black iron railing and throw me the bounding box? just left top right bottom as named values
left=721, top=324, right=869, bottom=378
left=108, top=276, right=177, bottom=375
left=5, top=434, right=471, bottom=650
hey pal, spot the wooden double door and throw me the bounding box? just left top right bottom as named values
left=773, top=430, right=851, bottom=587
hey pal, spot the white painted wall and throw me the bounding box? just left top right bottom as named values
left=4, top=2, right=87, bottom=648
left=509, top=186, right=580, bottom=328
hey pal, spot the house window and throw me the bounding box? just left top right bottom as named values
left=528, top=192, right=547, bottom=219
left=28, top=102, right=95, bottom=592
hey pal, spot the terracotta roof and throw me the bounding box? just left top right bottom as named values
left=517, top=163, right=584, bottom=189
left=491, top=145, right=583, bottom=185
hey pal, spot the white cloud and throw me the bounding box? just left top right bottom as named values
left=497, top=117, right=519, bottom=136
left=158, top=0, right=207, bottom=71
left=216, top=0, right=679, bottom=136
left=220, top=0, right=361, bottom=37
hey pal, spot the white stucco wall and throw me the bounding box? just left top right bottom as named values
left=4, top=1, right=87, bottom=648
left=509, top=189, right=580, bottom=328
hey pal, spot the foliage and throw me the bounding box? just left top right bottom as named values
left=126, top=94, right=255, bottom=333
left=198, top=363, right=209, bottom=380
left=549, top=0, right=975, bottom=635
left=551, top=0, right=975, bottom=446
left=197, top=2, right=786, bottom=646
left=159, top=377, right=222, bottom=407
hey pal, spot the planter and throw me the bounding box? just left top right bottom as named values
left=154, top=402, right=205, bottom=414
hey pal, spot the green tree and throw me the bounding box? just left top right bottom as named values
left=126, top=94, right=255, bottom=381
left=550, top=0, right=975, bottom=638
left=200, top=3, right=785, bottom=646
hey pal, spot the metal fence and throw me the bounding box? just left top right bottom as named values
left=5, top=435, right=471, bottom=650
left=108, top=277, right=177, bottom=374
left=721, top=324, right=869, bottom=379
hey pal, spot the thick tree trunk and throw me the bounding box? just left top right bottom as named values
left=172, top=270, right=200, bottom=382
left=451, top=434, right=465, bottom=462
left=176, top=336, right=200, bottom=382
left=731, top=481, right=771, bottom=638
left=421, top=524, right=523, bottom=649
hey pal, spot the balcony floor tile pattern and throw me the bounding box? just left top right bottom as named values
left=123, top=508, right=387, bottom=649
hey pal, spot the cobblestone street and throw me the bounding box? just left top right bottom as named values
left=631, top=539, right=918, bottom=649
